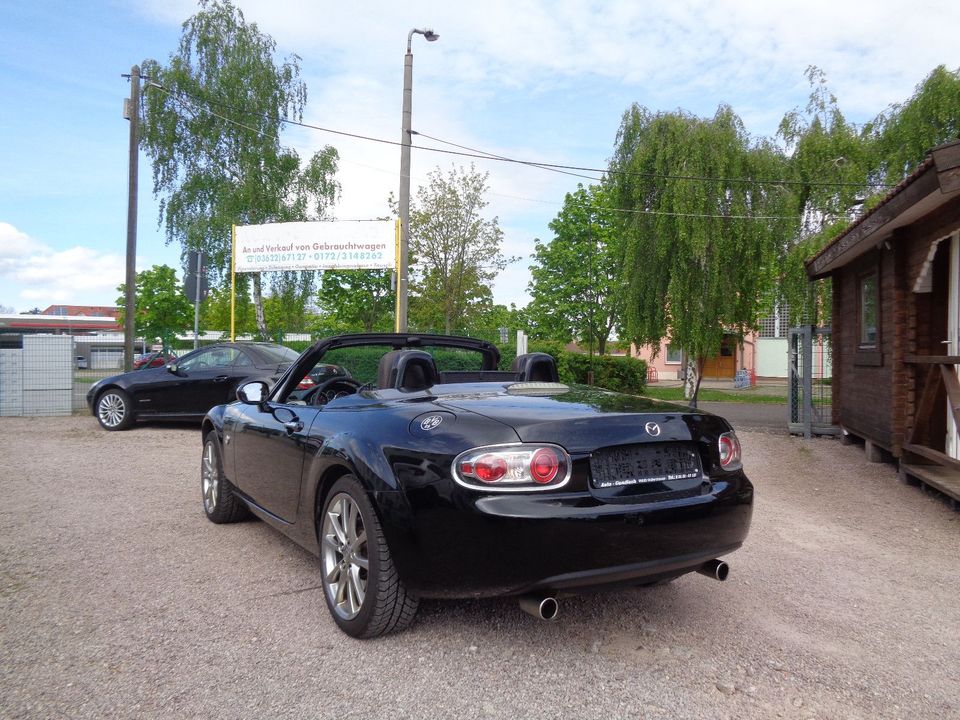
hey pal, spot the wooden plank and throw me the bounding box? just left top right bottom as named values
left=899, top=462, right=960, bottom=503
left=908, top=365, right=941, bottom=446
left=932, top=141, right=960, bottom=172
left=904, top=355, right=960, bottom=365
left=941, top=364, right=960, bottom=432
left=902, top=443, right=960, bottom=471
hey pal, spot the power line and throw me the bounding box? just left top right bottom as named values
left=149, top=82, right=888, bottom=191
left=153, top=85, right=802, bottom=222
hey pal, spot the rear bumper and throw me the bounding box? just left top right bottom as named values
left=379, top=472, right=753, bottom=598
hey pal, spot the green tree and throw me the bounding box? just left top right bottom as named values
left=527, top=184, right=622, bottom=354
left=317, top=270, right=394, bottom=332
left=776, top=66, right=876, bottom=324
left=873, top=65, right=960, bottom=184
left=140, top=0, right=339, bottom=340
left=610, top=105, right=791, bottom=404
left=116, top=265, right=194, bottom=349
left=397, top=165, right=514, bottom=334
left=200, top=279, right=256, bottom=337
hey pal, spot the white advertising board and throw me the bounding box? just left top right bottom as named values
left=234, top=221, right=395, bottom=272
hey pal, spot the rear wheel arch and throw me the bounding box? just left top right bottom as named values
left=314, top=464, right=356, bottom=522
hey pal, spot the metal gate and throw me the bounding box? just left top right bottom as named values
left=788, top=326, right=838, bottom=437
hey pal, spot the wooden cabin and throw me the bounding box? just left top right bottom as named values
left=806, top=140, right=960, bottom=507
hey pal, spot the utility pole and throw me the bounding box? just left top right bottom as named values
left=122, top=65, right=140, bottom=372
left=397, top=28, right=438, bottom=333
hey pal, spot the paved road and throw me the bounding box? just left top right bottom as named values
left=1, top=416, right=958, bottom=719
left=698, top=401, right=789, bottom=433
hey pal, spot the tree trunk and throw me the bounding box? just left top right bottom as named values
left=252, top=273, right=268, bottom=340
left=683, top=354, right=697, bottom=403
left=684, top=354, right=705, bottom=409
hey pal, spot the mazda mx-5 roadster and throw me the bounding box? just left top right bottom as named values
left=200, top=334, right=753, bottom=637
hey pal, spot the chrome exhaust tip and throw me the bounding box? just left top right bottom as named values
left=697, top=559, right=729, bottom=581
left=519, top=594, right=559, bottom=621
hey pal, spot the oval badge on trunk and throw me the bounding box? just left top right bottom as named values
left=645, top=421, right=661, bottom=436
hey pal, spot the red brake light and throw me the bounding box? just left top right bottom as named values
left=718, top=432, right=742, bottom=469
left=530, top=447, right=560, bottom=484
left=454, top=444, right=571, bottom=491
left=474, top=455, right=507, bottom=483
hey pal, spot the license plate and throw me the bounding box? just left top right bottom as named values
left=590, top=443, right=702, bottom=488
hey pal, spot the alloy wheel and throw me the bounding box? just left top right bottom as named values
left=98, top=393, right=126, bottom=428
left=321, top=493, right=369, bottom=620
left=202, top=441, right=219, bottom=513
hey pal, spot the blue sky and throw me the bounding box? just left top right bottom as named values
left=2, top=0, right=959, bottom=313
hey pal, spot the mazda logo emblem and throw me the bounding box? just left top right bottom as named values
left=645, top=421, right=661, bottom=436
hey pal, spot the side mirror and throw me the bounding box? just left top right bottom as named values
left=166, top=363, right=179, bottom=375
left=237, top=380, right=269, bottom=405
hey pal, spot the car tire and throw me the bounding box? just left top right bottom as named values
left=95, top=388, right=135, bottom=430
left=201, top=435, right=250, bottom=524
left=319, top=475, right=419, bottom=638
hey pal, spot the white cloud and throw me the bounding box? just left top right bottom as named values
left=0, top=223, right=126, bottom=308
left=132, top=0, right=960, bottom=312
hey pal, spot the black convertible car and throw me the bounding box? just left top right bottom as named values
left=88, top=341, right=299, bottom=430
left=201, top=334, right=753, bottom=638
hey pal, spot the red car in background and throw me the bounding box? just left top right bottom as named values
left=133, top=351, right=177, bottom=370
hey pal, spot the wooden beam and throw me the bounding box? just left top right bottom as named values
left=909, top=365, right=941, bottom=446
left=905, top=355, right=960, bottom=365
left=902, top=443, right=960, bottom=472
left=941, top=364, right=960, bottom=435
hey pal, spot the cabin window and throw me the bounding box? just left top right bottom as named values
left=859, top=272, right=879, bottom=348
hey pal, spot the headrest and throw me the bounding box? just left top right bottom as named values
left=511, top=352, right=559, bottom=383
left=377, top=349, right=439, bottom=391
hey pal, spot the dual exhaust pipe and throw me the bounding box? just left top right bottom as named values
left=518, top=559, right=729, bottom=621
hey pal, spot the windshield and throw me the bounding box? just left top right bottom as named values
left=255, top=344, right=300, bottom=364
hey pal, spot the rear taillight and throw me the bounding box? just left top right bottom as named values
left=454, top=444, right=571, bottom=491
left=718, top=431, right=742, bottom=470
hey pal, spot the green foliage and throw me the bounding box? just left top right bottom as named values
left=140, top=0, right=339, bottom=339
left=397, top=165, right=515, bottom=334
left=557, top=353, right=647, bottom=394
left=317, top=270, right=394, bottom=332
left=873, top=65, right=960, bottom=183
left=116, top=265, right=194, bottom=348
left=641, top=386, right=785, bottom=404
left=200, top=277, right=256, bottom=337
left=610, top=104, right=790, bottom=397
left=775, top=65, right=960, bottom=326
left=527, top=184, right=623, bottom=353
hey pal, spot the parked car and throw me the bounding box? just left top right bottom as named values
left=133, top=351, right=177, bottom=370
left=88, top=342, right=299, bottom=431
left=200, top=333, right=753, bottom=638
left=75, top=356, right=88, bottom=369
left=293, top=362, right=352, bottom=393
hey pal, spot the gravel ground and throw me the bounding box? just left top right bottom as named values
left=1, top=416, right=958, bottom=720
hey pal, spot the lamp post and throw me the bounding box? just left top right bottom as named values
left=397, top=27, right=438, bottom=333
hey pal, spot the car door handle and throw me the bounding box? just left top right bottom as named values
left=283, top=419, right=303, bottom=434
left=213, top=375, right=230, bottom=382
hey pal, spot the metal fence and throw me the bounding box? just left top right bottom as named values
left=0, top=333, right=155, bottom=417
left=788, top=325, right=838, bottom=437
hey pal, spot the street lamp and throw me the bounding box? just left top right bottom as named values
left=397, top=27, right=438, bottom=333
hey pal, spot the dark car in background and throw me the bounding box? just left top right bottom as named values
left=200, top=333, right=753, bottom=638
left=88, top=342, right=299, bottom=430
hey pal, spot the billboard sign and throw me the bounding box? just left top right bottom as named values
left=234, top=221, right=395, bottom=273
